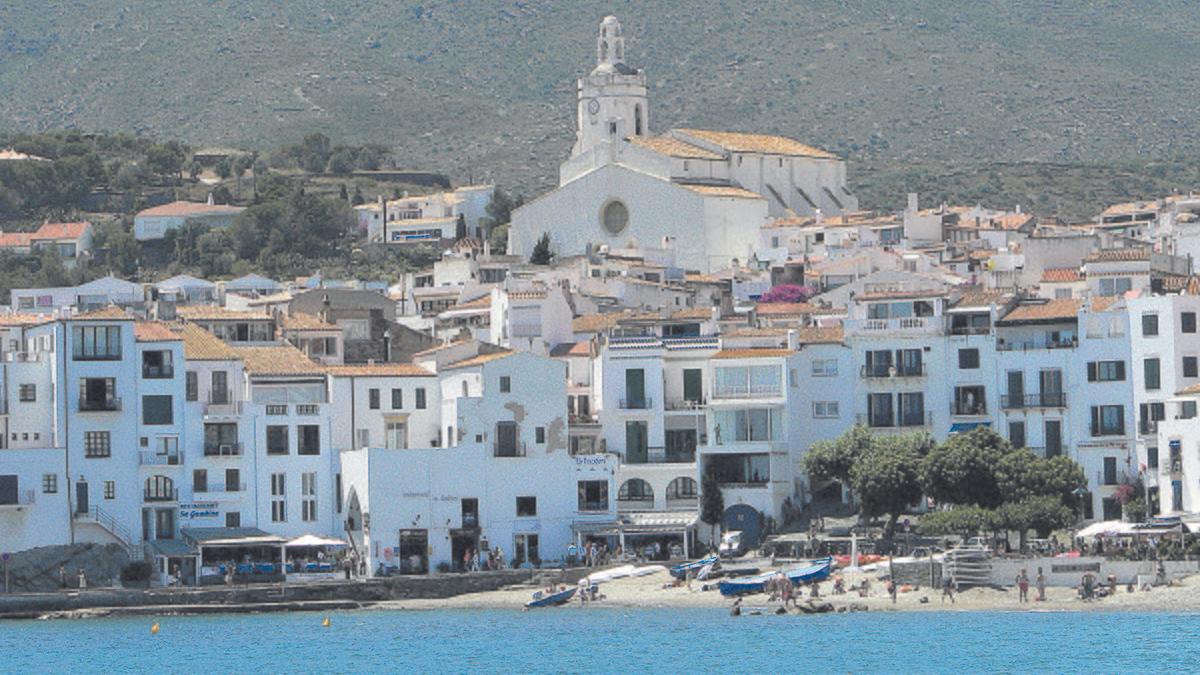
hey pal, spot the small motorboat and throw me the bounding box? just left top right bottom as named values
left=717, top=557, right=834, bottom=597
left=669, top=555, right=719, bottom=580
left=525, top=586, right=577, bottom=608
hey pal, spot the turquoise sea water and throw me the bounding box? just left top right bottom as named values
left=3, top=608, right=1198, bottom=673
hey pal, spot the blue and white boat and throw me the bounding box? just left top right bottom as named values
left=717, top=557, right=834, bottom=597
left=670, top=555, right=718, bottom=580
left=525, top=586, right=577, bottom=608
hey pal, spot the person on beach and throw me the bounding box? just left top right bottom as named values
left=59, top=564, right=67, bottom=590
left=77, top=568, right=87, bottom=591
left=941, top=576, right=955, bottom=604
left=810, top=581, right=820, bottom=599
left=833, top=575, right=845, bottom=595
left=1036, top=568, right=1046, bottom=602
left=1017, top=569, right=1030, bottom=603
left=730, top=597, right=742, bottom=617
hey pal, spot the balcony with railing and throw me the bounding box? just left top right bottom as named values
left=861, top=363, right=926, bottom=379
left=143, top=487, right=179, bottom=503
left=855, top=316, right=936, bottom=332
left=0, top=489, right=36, bottom=509
left=619, top=397, right=654, bottom=410
left=995, top=337, right=1077, bottom=351
left=664, top=398, right=706, bottom=411
left=856, top=412, right=933, bottom=430
left=493, top=441, right=527, bottom=458
left=193, top=482, right=246, bottom=495
left=203, top=390, right=241, bottom=417
left=204, top=442, right=244, bottom=458
left=711, top=385, right=782, bottom=400
left=1139, top=419, right=1160, bottom=436
left=1000, top=393, right=1067, bottom=409
left=139, top=450, right=184, bottom=466
left=951, top=400, right=988, bottom=416
left=79, top=396, right=121, bottom=412
left=142, top=364, right=175, bottom=379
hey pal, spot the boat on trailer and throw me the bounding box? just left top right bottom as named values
left=717, top=557, right=834, bottom=597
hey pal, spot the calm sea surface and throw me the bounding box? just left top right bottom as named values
left=3, top=607, right=1197, bottom=673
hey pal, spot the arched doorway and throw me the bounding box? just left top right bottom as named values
left=721, top=504, right=762, bottom=549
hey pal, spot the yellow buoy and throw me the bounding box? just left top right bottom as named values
left=322, top=617, right=331, bottom=628
left=151, top=622, right=160, bottom=635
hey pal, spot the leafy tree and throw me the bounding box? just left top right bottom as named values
left=482, top=189, right=523, bottom=230
left=996, top=451, right=1087, bottom=508
left=918, top=505, right=994, bottom=539
left=351, top=186, right=365, bottom=206
left=299, top=133, right=332, bottom=173
left=186, top=160, right=202, bottom=181
left=802, top=425, right=875, bottom=486
left=214, top=156, right=232, bottom=181
left=700, top=471, right=724, bottom=545
left=921, top=427, right=1014, bottom=508
left=328, top=148, right=356, bottom=175
left=849, top=433, right=924, bottom=550
left=232, top=153, right=255, bottom=199
left=488, top=224, right=509, bottom=254
left=530, top=233, right=553, bottom=265
left=35, top=248, right=70, bottom=287
left=995, top=496, right=1075, bottom=547
left=211, top=185, right=233, bottom=204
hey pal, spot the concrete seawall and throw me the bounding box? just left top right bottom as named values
left=0, top=568, right=592, bottom=619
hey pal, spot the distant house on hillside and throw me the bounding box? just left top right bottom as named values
left=354, top=185, right=495, bottom=243
left=0, top=221, right=94, bottom=264
left=11, top=274, right=144, bottom=314
left=134, top=199, right=245, bottom=241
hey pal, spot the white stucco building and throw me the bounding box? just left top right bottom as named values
left=509, top=16, right=858, bottom=273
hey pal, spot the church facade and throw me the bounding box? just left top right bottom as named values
left=510, top=16, right=859, bottom=272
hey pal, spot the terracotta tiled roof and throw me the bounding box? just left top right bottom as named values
left=234, top=345, right=325, bottom=376
left=680, top=184, right=765, bottom=200
left=798, top=325, right=844, bottom=344
left=724, top=327, right=788, bottom=337
left=675, top=129, right=838, bottom=159
left=669, top=307, right=714, bottom=320
left=628, top=135, right=724, bottom=160
left=279, top=312, right=337, bottom=331
left=572, top=311, right=658, bottom=333
left=997, top=298, right=1083, bottom=325
left=1085, top=248, right=1151, bottom=263
left=0, top=313, right=53, bottom=327
left=451, top=295, right=492, bottom=311
left=763, top=216, right=818, bottom=229
left=70, top=306, right=134, bottom=321
left=1041, top=268, right=1083, bottom=283
left=177, top=306, right=273, bottom=321
left=1090, top=296, right=1121, bottom=312
left=857, top=289, right=947, bottom=301
left=507, top=290, right=547, bottom=300
left=33, top=222, right=90, bottom=240
left=134, top=321, right=181, bottom=342
left=137, top=201, right=245, bottom=218
left=712, top=348, right=793, bottom=359
left=756, top=302, right=820, bottom=316
left=1177, top=382, right=1200, bottom=396
left=325, top=363, right=434, bottom=377
left=950, top=289, right=1014, bottom=309
left=549, top=341, right=591, bottom=358
left=173, top=323, right=240, bottom=361
left=443, top=350, right=515, bottom=370
left=412, top=339, right=470, bottom=357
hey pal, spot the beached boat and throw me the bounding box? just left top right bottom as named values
left=717, top=557, right=834, bottom=597
left=525, top=586, right=578, bottom=608
left=670, top=555, right=718, bottom=580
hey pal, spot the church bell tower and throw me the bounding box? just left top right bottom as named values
left=571, top=16, right=649, bottom=159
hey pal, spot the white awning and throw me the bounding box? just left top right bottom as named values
left=1076, top=520, right=1135, bottom=538
left=286, top=534, right=348, bottom=548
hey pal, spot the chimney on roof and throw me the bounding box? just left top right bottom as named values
left=1016, top=204, right=1022, bottom=214
left=786, top=329, right=798, bottom=351
left=711, top=305, right=720, bottom=324
left=815, top=209, right=823, bottom=225
left=206, top=192, right=214, bottom=206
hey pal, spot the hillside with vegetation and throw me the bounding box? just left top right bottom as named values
left=3, top=1, right=1200, bottom=218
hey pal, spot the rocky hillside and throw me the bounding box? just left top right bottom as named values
left=3, top=1, right=1200, bottom=212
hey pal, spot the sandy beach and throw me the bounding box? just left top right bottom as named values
left=391, top=565, right=1200, bottom=613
